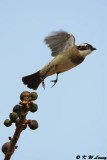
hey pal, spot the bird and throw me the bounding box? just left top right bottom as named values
left=22, top=30, right=96, bottom=90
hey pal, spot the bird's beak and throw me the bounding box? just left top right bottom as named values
left=92, top=47, right=96, bottom=50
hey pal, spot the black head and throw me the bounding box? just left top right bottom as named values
left=77, top=43, right=96, bottom=57
left=77, top=43, right=96, bottom=51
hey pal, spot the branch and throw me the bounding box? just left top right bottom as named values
left=4, top=111, right=28, bottom=160
left=2, top=91, right=38, bottom=160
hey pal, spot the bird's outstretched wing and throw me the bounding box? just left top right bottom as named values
left=44, top=31, right=75, bottom=57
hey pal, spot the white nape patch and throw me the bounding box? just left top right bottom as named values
left=79, top=43, right=88, bottom=47
left=79, top=49, right=92, bottom=58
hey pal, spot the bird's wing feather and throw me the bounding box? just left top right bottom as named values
left=44, top=31, right=75, bottom=57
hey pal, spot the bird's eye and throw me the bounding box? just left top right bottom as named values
left=79, top=46, right=83, bottom=50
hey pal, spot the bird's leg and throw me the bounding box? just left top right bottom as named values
left=40, top=77, right=45, bottom=89
left=41, top=65, right=56, bottom=89
left=50, top=72, right=59, bottom=88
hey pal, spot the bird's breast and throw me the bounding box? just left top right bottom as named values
left=70, top=54, right=84, bottom=65
left=54, top=55, right=77, bottom=72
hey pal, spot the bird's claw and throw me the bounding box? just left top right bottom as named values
left=50, top=80, right=57, bottom=88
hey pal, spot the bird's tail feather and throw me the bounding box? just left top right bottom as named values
left=22, top=71, right=42, bottom=90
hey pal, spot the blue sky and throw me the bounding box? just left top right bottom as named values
left=1, top=0, right=107, bottom=160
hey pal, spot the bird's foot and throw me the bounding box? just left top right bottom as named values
left=50, top=79, right=57, bottom=88
left=40, top=77, right=45, bottom=89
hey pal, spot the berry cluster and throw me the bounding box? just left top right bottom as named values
left=2, top=91, right=38, bottom=156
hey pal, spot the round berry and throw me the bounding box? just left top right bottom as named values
left=29, top=103, right=38, bottom=112
left=28, top=120, right=38, bottom=130
left=28, top=92, right=38, bottom=101
left=2, top=142, right=10, bottom=154
left=20, top=91, right=30, bottom=101
left=4, top=119, right=12, bottom=127
left=13, top=105, right=21, bottom=116
left=9, top=112, right=18, bottom=122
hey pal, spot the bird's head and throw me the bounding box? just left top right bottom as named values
left=77, top=43, right=96, bottom=57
